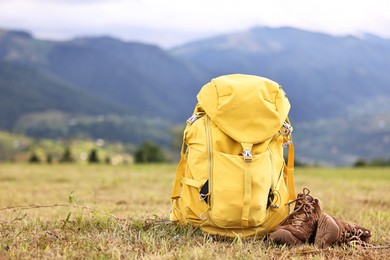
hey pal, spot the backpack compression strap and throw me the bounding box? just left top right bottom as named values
left=285, top=140, right=295, bottom=200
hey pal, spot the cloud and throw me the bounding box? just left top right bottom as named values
left=0, top=0, right=389, bottom=47
left=2, top=0, right=120, bottom=3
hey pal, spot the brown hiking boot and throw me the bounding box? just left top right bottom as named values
left=314, top=213, right=372, bottom=248
left=269, top=188, right=322, bottom=246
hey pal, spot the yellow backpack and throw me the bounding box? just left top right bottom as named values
left=170, top=74, right=295, bottom=238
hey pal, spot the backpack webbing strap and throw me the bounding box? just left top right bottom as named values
left=241, top=143, right=253, bottom=227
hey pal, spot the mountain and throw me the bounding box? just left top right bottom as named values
left=170, top=27, right=390, bottom=165
left=0, top=61, right=128, bottom=129
left=291, top=94, right=390, bottom=165
left=46, top=37, right=206, bottom=121
left=0, top=30, right=203, bottom=122
left=0, top=27, right=389, bottom=165
left=171, top=26, right=390, bottom=123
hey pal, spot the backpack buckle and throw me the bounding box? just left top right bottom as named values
left=243, top=150, right=252, bottom=162
left=283, top=140, right=292, bottom=148
left=282, top=122, right=293, bottom=137
left=186, top=113, right=204, bottom=125
left=241, top=143, right=253, bottom=162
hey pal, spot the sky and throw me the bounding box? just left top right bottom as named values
left=0, top=0, right=389, bottom=47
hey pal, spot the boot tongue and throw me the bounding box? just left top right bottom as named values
left=292, top=213, right=306, bottom=226
left=305, top=196, right=313, bottom=202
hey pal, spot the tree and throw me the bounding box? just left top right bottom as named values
left=88, top=148, right=100, bottom=163
left=105, top=155, right=111, bottom=164
left=29, top=152, right=40, bottom=163
left=60, top=147, right=74, bottom=163
left=134, top=141, right=166, bottom=163
left=353, top=157, right=390, bottom=167
left=353, top=158, right=367, bottom=167
left=46, top=153, right=53, bottom=164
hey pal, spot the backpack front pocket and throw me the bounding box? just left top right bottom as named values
left=209, top=150, right=273, bottom=228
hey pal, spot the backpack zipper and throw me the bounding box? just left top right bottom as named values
left=205, top=115, right=213, bottom=209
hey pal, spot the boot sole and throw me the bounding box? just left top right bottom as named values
left=315, top=213, right=339, bottom=248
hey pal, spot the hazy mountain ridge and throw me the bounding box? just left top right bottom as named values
left=46, top=37, right=202, bottom=119
left=171, top=26, right=390, bottom=122
left=0, top=26, right=389, bottom=165
left=0, top=61, right=129, bottom=128
left=0, top=30, right=52, bottom=65
left=0, top=31, right=203, bottom=121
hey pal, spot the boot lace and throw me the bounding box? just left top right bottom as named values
left=340, top=223, right=372, bottom=247
left=285, top=188, right=316, bottom=228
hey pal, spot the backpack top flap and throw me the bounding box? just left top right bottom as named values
left=197, top=74, right=290, bottom=144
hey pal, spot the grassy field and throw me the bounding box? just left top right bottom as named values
left=0, top=164, right=389, bottom=259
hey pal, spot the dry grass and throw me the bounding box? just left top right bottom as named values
left=0, top=164, right=389, bottom=259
